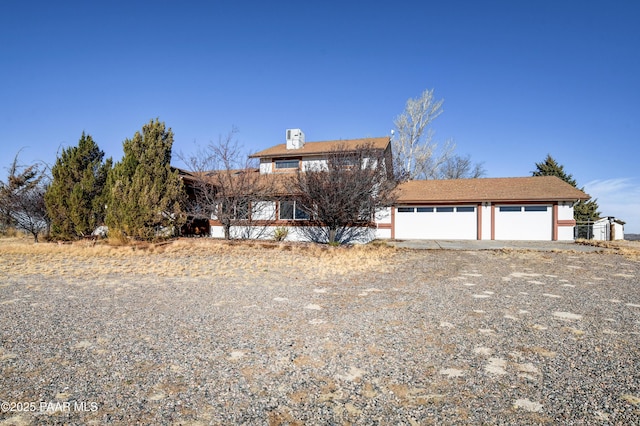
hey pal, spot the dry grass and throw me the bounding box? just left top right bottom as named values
left=0, top=237, right=399, bottom=281
left=0, top=227, right=22, bottom=238
left=576, top=239, right=640, bottom=259
left=3, top=236, right=639, bottom=282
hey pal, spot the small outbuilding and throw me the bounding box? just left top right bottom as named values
left=591, top=217, right=625, bottom=241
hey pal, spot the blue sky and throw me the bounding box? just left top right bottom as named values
left=1, top=1, right=639, bottom=232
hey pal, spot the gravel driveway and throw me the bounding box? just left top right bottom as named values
left=1, top=241, right=639, bottom=424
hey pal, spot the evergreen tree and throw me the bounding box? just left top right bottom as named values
left=45, top=133, right=112, bottom=239
left=105, top=119, right=185, bottom=240
left=532, top=154, right=578, bottom=186
left=532, top=154, right=600, bottom=223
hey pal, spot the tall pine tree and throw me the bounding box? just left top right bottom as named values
left=532, top=154, right=600, bottom=223
left=105, top=119, right=185, bottom=240
left=45, top=133, right=112, bottom=239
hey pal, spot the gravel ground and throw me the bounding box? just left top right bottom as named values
left=1, top=242, right=639, bottom=425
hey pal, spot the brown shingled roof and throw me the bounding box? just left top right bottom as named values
left=395, top=176, right=590, bottom=203
left=249, top=137, right=390, bottom=158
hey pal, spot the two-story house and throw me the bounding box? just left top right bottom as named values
left=204, top=129, right=589, bottom=242
left=204, top=130, right=391, bottom=241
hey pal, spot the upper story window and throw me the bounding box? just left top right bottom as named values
left=336, top=155, right=359, bottom=169
left=274, top=160, right=299, bottom=170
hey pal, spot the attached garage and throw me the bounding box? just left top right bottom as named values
left=494, top=205, right=552, bottom=240
left=394, top=206, right=477, bottom=240
left=392, top=177, right=590, bottom=241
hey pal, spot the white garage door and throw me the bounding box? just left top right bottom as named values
left=395, top=206, right=477, bottom=239
left=494, top=205, right=552, bottom=240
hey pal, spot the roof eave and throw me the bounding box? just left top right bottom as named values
left=250, top=147, right=388, bottom=160
left=396, top=197, right=589, bottom=204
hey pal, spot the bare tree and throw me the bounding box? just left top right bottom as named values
left=438, top=154, right=486, bottom=179
left=179, top=128, right=277, bottom=239
left=393, top=88, right=454, bottom=180
left=286, top=143, right=396, bottom=245
left=0, top=154, right=50, bottom=242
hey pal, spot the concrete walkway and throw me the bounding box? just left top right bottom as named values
left=386, top=239, right=609, bottom=252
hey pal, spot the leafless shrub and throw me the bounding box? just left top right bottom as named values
left=179, top=127, right=278, bottom=239
left=0, top=154, right=50, bottom=242
left=286, top=142, right=397, bottom=245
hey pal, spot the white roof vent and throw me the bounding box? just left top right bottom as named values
left=286, top=129, right=305, bottom=150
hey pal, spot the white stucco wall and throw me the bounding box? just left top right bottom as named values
left=557, top=203, right=574, bottom=221
left=301, top=157, right=327, bottom=172
left=557, top=203, right=576, bottom=241
left=375, top=207, right=392, bottom=224
left=480, top=204, right=492, bottom=240
left=557, top=225, right=575, bottom=241
left=259, top=155, right=382, bottom=174
left=210, top=226, right=225, bottom=239
left=209, top=225, right=377, bottom=243
left=375, top=227, right=392, bottom=239
left=259, top=159, right=271, bottom=174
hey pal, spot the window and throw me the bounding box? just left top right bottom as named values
left=274, top=160, right=299, bottom=169
left=456, top=207, right=475, bottom=213
left=436, top=207, right=454, bottom=213
left=500, top=206, right=522, bottom=212
left=338, top=155, right=359, bottom=169
left=295, top=204, right=310, bottom=220
left=416, top=207, right=434, bottom=213
left=525, top=206, right=548, bottom=212
left=398, top=207, right=415, bottom=213
left=279, top=201, right=294, bottom=220
left=279, top=201, right=309, bottom=220
left=235, top=201, right=249, bottom=220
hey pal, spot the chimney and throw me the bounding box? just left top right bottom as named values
left=286, top=129, right=305, bottom=150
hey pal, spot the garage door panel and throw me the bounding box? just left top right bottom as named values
left=495, top=205, right=552, bottom=240
left=395, top=206, right=477, bottom=239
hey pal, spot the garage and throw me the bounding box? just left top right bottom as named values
left=394, top=205, right=477, bottom=240
left=494, top=205, right=552, bottom=240
left=391, top=177, right=588, bottom=241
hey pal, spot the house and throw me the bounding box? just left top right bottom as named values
left=200, top=129, right=590, bottom=242
left=591, top=217, right=625, bottom=241
left=205, top=130, right=392, bottom=240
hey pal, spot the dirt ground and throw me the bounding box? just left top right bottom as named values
left=0, top=238, right=639, bottom=424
